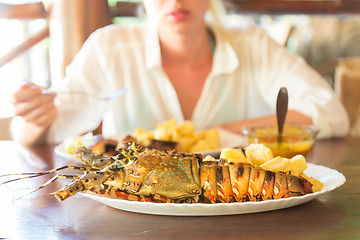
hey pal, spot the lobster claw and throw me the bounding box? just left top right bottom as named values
left=51, top=163, right=126, bottom=201
left=51, top=171, right=110, bottom=201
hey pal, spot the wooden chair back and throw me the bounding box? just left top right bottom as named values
left=335, top=58, right=360, bottom=137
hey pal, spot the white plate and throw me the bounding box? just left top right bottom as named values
left=82, top=163, right=345, bottom=216
left=54, top=133, right=101, bottom=160
left=54, top=144, right=78, bottom=159
left=54, top=129, right=246, bottom=160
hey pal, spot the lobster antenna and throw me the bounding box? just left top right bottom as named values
left=13, top=174, right=79, bottom=201
left=0, top=165, right=95, bottom=185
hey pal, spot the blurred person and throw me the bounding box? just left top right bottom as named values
left=11, top=0, right=349, bottom=146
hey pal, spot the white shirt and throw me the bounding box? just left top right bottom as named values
left=48, top=24, right=349, bottom=143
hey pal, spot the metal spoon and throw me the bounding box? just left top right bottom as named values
left=276, top=87, right=288, bottom=144
left=41, top=88, right=128, bottom=101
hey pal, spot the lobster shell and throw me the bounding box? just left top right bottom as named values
left=200, top=161, right=313, bottom=203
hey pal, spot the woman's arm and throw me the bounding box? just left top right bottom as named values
left=218, top=110, right=312, bottom=134
left=11, top=117, right=53, bottom=146
left=249, top=27, right=349, bottom=138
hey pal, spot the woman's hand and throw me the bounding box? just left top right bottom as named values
left=12, top=82, right=58, bottom=127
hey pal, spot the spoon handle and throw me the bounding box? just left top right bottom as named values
left=276, top=87, right=289, bottom=143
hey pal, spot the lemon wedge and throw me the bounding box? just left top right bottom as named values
left=220, top=148, right=249, bottom=164
left=245, top=143, right=274, bottom=167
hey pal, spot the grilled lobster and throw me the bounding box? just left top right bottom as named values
left=0, top=142, right=313, bottom=203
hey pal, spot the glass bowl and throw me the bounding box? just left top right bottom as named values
left=242, top=123, right=320, bottom=158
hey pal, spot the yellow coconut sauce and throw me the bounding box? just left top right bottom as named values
left=246, top=125, right=317, bottom=158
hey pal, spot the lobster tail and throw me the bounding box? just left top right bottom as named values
left=229, top=164, right=251, bottom=202
left=248, top=168, right=266, bottom=201
left=200, top=162, right=313, bottom=203
left=200, top=162, right=241, bottom=203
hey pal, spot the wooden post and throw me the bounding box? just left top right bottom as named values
left=48, top=0, right=112, bottom=82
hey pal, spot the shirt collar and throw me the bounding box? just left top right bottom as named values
left=145, top=23, right=162, bottom=70
left=210, top=25, right=239, bottom=77
left=145, top=24, right=239, bottom=76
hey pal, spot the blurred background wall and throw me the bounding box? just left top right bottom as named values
left=0, top=0, right=359, bottom=139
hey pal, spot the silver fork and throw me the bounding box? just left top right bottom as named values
left=41, top=88, right=128, bottom=101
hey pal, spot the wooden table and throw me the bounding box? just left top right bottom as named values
left=0, top=138, right=359, bottom=240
